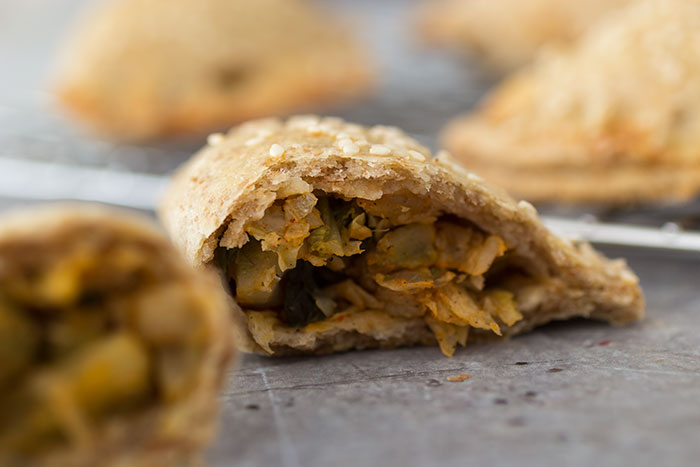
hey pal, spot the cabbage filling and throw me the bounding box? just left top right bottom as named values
left=0, top=236, right=211, bottom=457
left=219, top=192, right=523, bottom=356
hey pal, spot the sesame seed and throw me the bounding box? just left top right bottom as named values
left=307, top=125, right=323, bottom=135
left=287, top=115, right=320, bottom=129
left=269, top=144, right=285, bottom=157
left=342, top=143, right=360, bottom=155
left=318, top=124, right=337, bottom=137
left=435, top=150, right=451, bottom=161
left=207, top=133, right=224, bottom=146
left=337, top=138, right=353, bottom=148
left=408, top=150, right=426, bottom=162
left=245, top=137, right=263, bottom=147
left=369, top=144, right=391, bottom=156
left=517, top=200, right=537, bottom=215
left=434, top=151, right=479, bottom=180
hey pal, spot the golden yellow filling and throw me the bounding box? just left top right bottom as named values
left=0, top=235, right=210, bottom=457
left=219, top=192, right=523, bottom=356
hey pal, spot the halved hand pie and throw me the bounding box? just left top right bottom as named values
left=0, top=205, right=232, bottom=467
left=160, top=115, right=644, bottom=357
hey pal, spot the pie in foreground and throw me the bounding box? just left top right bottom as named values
left=54, top=0, right=372, bottom=140
left=0, top=204, right=233, bottom=467
left=442, top=0, right=700, bottom=204
left=160, top=116, right=644, bottom=357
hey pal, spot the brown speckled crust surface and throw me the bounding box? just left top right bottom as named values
left=54, top=0, right=373, bottom=141
left=442, top=0, right=700, bottom=205
left=0, top=204, right=234, bottom=467
left=416, top=0, right=632, bottom=73
left=159, top=115, right=644, bottom=356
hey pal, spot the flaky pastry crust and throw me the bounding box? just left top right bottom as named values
left=160, top=116, right=643, bottom=355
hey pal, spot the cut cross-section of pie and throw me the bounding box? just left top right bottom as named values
left=442, top=0, right=700, bottom=204
left=416, top=0, right=633, bottom=72
left=54, top=0, right=372, bottom=140
left=0, top=204, right=233, bottom=467
left=160, top=115, right=644, bottom=357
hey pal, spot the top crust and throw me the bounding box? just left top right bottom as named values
left=416, top=0, right=632, bottom=72
left=441, top=0, right=700, bottom=204
left=159, top=115, right=644, bottom=327
left=54, top=0, right=372, bottom=140
left=0, top=203, right=168, bottom=251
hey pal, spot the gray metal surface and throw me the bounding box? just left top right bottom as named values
left=212, top=249, right=700, bottom=467
left=1, top=1, right=700, bottom=467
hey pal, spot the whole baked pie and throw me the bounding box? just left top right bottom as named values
left=54, top=0, right=373, bottom=140
left=442, top=0, right=700, bottom=204
left=416, top=0, right=633, bottom=72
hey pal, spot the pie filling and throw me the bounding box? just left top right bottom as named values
left=217, top=191, right=525, bottom=356
left=0, top=233, right=211, bottom=457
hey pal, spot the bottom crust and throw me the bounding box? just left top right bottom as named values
left=237, top=267, right=642, bottom=357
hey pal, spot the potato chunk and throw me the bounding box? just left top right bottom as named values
left=0, top=303, right=38, bottom=387
left=367, top=223, right=436, bottom=272
left=232, top=240, right=283, bottom=308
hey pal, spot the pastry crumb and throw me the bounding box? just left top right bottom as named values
left=207, top=132, right=224, bottom=146
left=408, top=150, right=426, bottom=161
left=447, top=373, right=471, bottom=382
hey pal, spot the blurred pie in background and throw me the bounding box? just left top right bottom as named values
left=54, top=0, right=373, bottom=141
left=441, top=0, right=700, bottom=205
left=416, top=0, right=633, bottom=73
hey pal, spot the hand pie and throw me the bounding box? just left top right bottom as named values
left=0, top=204, right=233, bottom=467
left=54, top=0, right=372, bottom=140
left=159, top=115, right=643, bottom=357
left=416, top=0, right=633, bottom=72
left=442, top=0, right=700, bottom=205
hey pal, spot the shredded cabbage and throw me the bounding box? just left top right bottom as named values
left=424, top=315, right=468, bottom=357
left=232, top=194, right=521, bottom=358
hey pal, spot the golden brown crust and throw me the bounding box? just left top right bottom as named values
left=440, top=158, right=700, bottom=205
left=416, top=0, right=632, bottom=72
left=54, top=0, right=372, bottom=141
left=0, top=204, right=234, bottom=467
left=442, top=0, right=700, bottom=204
left=159, top=115, right=643, bottom=355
